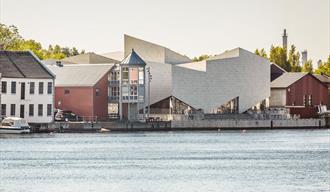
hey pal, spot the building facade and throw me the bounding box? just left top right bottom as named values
left=0, top=51, right=55, bottom=123
left=270, top=73, right=328, bottom=118
left=48, top=64, right=113, bottom=121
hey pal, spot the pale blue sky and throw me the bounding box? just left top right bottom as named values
left=0, top=0, right=329, bottom=65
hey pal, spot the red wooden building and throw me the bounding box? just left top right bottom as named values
left=48, top=64, right=113, bottom=121
left=270, top=73, right=328, bottom=118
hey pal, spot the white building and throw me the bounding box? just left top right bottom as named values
left=0, top=51, right=55, bottom=123
left=112, top=35, right=271, bottom=119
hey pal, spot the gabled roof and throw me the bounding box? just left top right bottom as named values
left=313, top=74, right=330, bottom=83
left=61, top=52, right=119, bottom=64
left=121, top=49, right=146, bottom=65
left=271, top=63, right=287, bottom=73
left=271, top=72, right=307, bottom=88
left=48, top=64, right=113, bottom=87
left=0, top=51, right=54, bottom=79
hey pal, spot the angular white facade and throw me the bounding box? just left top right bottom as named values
left=124, top=35, right=270, bottom=114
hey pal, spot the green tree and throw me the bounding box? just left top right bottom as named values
left=288, top=45, right=301, bottom=72
left=0, top=23, right=22, bottom=50
left=255, top=48, right=267, bottom=58
left=269, top=45, right=290, bottom=71
left=315, top=55, right=330, bottom=76
left=192, top=54, right=210, bottom=62
left=302, top=59, right=313, bottom=73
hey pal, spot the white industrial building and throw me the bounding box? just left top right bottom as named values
left=108, top=35, right=271, bottom=120
left=0, top=51, right=55, bottom=123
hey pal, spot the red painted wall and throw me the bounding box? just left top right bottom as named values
left=55, top=73, right=109, bottom=120
left=286, top=74, right=328, bottom=118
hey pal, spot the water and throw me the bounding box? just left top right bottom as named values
left=0, top=130, right=329, bottom=192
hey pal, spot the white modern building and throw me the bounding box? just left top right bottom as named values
left=0, top=51, right=55, bottom=123
left=108, top=35, right=271, bottom=120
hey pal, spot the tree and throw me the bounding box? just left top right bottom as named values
left=192, top=54, right=210, bottom=62
left=302, top=59, right=313, bottom=73
left=0, top=23, right=83, bottom=60
left=255, top=48, right=267, bottom=58
left=269, top=45, right=290, bottom=71
left=315, top=55, right=330, bottom=76
left=288, top=45, right=301, bottom=72
left=0, top=23, right=22, bottom=50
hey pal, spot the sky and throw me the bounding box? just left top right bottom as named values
left=0, top=0, right=329, bottom=66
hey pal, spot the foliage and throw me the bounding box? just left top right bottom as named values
left=315, top=55, right=330, bottom=76
left=269, top=45, right=291, bottom=71
left=0, top=23, right=84, bottom=60
left=255, top=48, right=267, bottom=58
left=301, top=59, right=313, bottom=73
left=192, top=54, right=211, bottom=62
left=287, top=45, right=301, bottom=72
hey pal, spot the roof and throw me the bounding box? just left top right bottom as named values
left=0, top=51, right=54, bottom=79
left=61, top=52, right=119, bottom=64
left=48, top=64, right=113, bottom=87
left=313, top=74, right=330, bottom=83
left=208, top=48, right=240, bottom=60
left=271, top=72, right=307, bottom=88
left=271, top=63, right=287, bottom=73
left=121, top=49, right=146, bottom=65
left=102, top=51, right=124, bottom=61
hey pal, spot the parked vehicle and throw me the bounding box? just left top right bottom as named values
left=0, top=117, right=31, bottom=134
left=54, top=109, right=80, bottom=121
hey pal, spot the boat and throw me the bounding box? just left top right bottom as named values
left=0, top=117, right=31, bottom=134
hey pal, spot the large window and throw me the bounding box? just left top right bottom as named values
left=29, top=104, right=34, bottom=116
left=122, top=67, right=129, bottom=85
left=130, top=68, right=138, bottom=84
left=30, top=82, right=35, bottom=94
left=122, top=86, right=129, bottom=100
left=111, top=86, right=119, bottom=100
left=1, top=104, right=6, bottom=116
left=130, top=85, right=137, bottom=100
left=138, top=67, right=144, bottom=84
left=47, top=82, right=52, bottom=94
left=39, top=82, right=44, bottom=94
left=47, top=104, right=52, bottom=116
left=11, top=82, right=16, bottom=94
left=1, top=81, right=7, bottom=93
left=38, top=104, right=43, bottom=116
left=10, top=104, right=15, bottom=116
left=138, top=86, right=145, bottom=101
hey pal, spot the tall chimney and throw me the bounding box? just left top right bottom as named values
left=282, top=29, right=288, bottom=50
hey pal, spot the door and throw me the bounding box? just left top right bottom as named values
left=20, top=105, right=25, bottom=118
left=21, top=82, right=25, bottom=100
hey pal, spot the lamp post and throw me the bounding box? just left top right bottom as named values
left=147, top=67, right=152, bottom=119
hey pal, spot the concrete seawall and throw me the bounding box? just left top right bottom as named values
left=39, top=118, right=327, bottom=133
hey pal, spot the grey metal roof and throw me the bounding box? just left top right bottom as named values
left=0, top=51, right=54, bottom=79
left=271, top=72, right=307, bottom=88
left=313, top=74, right=330, bottom=83
left=61, top=52, right=119, bottom=64
left=48, top=64, right=113, bottom=87
left=121, top=49, right=146, bottom=65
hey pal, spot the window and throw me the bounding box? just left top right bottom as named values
left=138, top=68, right=144, bottom=84
left=11, top=81, right=16, bottom=94
left=38, top=104, right=43, bottom=116
left=64, top=89, right=70, bottom=94
left=47, top=82, right=52, bottom=94
left=10, top=104, right=15, bottom=116
left=308, top=95, right=312, bottom=106
left=30, top=82, right=35, bottom=94
left=1, top=81, right=7, bottom=93
left=130, top=85, right=137, bottom=100
left=122, top=86, right=129, bottom=100
left=1, top=104, right=6, bottom=116
left=122, top=67, right=129, bottom=84
left=39, top=82, right=44, bottom=94
left=303, top=95, right=308, bottom=107
left=95, top=88, right=100, bottom=96
left=29, top=104, right=34, bottom=116
left=138, top=86, right=145, bottom=101
left=47, top=104, right=52, bottom=116
left=130, top=68, right=138, bottom=84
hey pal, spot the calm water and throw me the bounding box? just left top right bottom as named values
left=0, top=130, right=329, bottom=192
